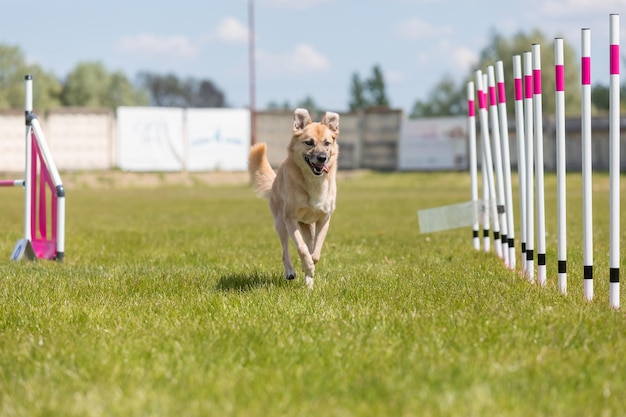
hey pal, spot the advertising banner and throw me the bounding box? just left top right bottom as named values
left=398, top=116, right=467, bottom=170
left=186, top=108, right=250, bottom=171
left=117, top=107, right=184, bottom=171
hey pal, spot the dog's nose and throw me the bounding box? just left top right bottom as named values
left=317, top=154, right=327, bottom=163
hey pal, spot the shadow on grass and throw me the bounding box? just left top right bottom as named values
left=215, top=271, right=290, bottom=292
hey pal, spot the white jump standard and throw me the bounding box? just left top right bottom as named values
left=0, top=75, right=66, bottom=262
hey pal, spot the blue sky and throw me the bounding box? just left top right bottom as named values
left=1, top=0, right=624, bottom=113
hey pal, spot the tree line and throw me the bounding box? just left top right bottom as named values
left=0, top=44, right=225, bottom=111
left=2, top=28, right=624, bottom=115
left=410, top=29, right=626, bottom=118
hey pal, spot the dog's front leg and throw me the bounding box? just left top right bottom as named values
left=285, top=218, right=315, bottom=289
left=299, top=222, right=315, bottom=254
left=275, top=217, right=296, bottom=280
left=311, top=215, right=331, bottom=264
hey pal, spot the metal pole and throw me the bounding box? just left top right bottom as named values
left=248, top=0, right=257, bottom=146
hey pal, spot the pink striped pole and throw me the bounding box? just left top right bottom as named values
left=481, top=75, right=491, bottom=253
left=513, top=55, right=527, bottom=273
left=467, top=81, right=480, bottom=251
left=488, top=65, right=509, bottom=266
left=0, top=180, right=25, bottom=187
left=484, top=71, right=502, bottom=259
left=609, top=14, right=620, bottom=309
left=533, top=44, right=547, bottom=287
left=496, top=61, right=516, bottom=270
left=480, top=77, right=491, bottom=253
left=523, top=51, right=535, bottom=282
left=581, top=28, right=593, bottom=301
left=555, top=38, right=567, bottom=295
left=476, top=69, right=502, bottom=258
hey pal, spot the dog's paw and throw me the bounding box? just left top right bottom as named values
left=305, top=276, right=314, bottom=289
left=285, top=272, right=296, bottom=280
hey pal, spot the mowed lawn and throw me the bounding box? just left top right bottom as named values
left=0, top=171, right=625, bottom=417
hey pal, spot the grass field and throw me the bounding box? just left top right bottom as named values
left=0, top=170, right=625, bottom=417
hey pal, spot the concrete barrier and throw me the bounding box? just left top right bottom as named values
left=3, top=108, right=626, bottom=173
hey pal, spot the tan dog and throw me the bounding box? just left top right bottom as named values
left=248, top=108, right=339, bottom=289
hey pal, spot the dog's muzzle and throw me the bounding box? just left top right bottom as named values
left=304, top=154, right=329, bottom=176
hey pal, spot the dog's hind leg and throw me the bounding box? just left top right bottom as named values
left=276, top=219, right=296, bottom=280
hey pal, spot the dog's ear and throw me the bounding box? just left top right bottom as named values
left=293, top=108, right=312, bottom=134
left=322, top=112, right=339, bottom=136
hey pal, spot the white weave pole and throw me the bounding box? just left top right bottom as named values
left=496, top=61, right=516, bottom=270
left=482, top=158, right=491, bottom=252
left=467, top=82, right=480, bottom=251
left=609, top=14, right=620, bottom=309
left=513, top=55, right=527, bottom=272
left=555, top=38, right=567, bottom=295
left=523, top=51, right=535, bottom=282
left=24, top=76, right=33, bottom=242
left=532, top=44, right=547, bottom=287
left=476, top=69, right=502, bottom=258
left=581, top=28, right=593, bottom=301
left=487, top=65, right=509, bottom=266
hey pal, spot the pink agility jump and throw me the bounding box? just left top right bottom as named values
left=1, top=75, right=65, bottom=262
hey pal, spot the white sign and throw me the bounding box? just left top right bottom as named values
left=186, top=109, right=250, bottom=171
left=117, top=107, right=184, bottom=171
left=398, top=116, right=467, bottom=170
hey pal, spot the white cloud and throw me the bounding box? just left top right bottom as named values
left=536, top=0, right=626, bottom=15
left=384, top=70, right=405, bottom=84
left=257, top=44, right=330, bottom=75
left=116, top=16, right=249, bottom=61
left=436, top=40, right=477, bottom=72
left=215, top=17, right=249, bottom=43
left=416, top=51, right=430, bottom=66
left=450, top=46, right=478, bottom=72
left=414, top=41, right=477, bottom=75
left=395, top=17, right=454, bottom=40
left=116, top=33, right=197, bottom=58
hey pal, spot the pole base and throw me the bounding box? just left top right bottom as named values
left=10, top=239, right=37, bottom=261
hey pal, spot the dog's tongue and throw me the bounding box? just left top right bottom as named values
left=322, top=164, right=329, bottom=173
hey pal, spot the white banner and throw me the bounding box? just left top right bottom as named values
left=116, top=107, right=184, bottom=171
left=186, top=108, right=250, bottom=171
left=398, top=116, right=467, bottom=171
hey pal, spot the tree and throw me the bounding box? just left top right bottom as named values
left=296, top=95, right=323, bottom=119
left=266, top=100, right=291, bottom=110
left=0, top=44, right=62, bottom=110
left=591, top=82, right=626, bottom=112
left=62, top=61, right=147, bottom=108
left=107, top=71, right=149, bottom=108
left=367, top=65, right=389, bottom=107
left=475, top=28, right=581, bottom=117
left=410, top=75, right=465, bottom=118
left=408, top=29, right=582, bottom=118
left=190, top=79, right=225, bottom=107
left=137, top=72, right=225, bottom=107
left=348, top=73, right=368, bottom=111
left=348, top=64, right=391, bottom=111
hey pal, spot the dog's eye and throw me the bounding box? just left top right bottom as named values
left=324, top=141, right=332, bottom=147
left=304, top=139, right=314, bottom=146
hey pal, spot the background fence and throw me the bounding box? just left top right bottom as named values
left=2, top=107, right=626, bottom=173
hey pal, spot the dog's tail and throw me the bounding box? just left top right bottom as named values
left=248, top=142, right=275, bottom=199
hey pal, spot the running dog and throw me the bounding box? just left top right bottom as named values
left=248, top=108, right=339, bottom=288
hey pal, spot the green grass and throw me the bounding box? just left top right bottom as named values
left=0, top=171, right=625, bottom=416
